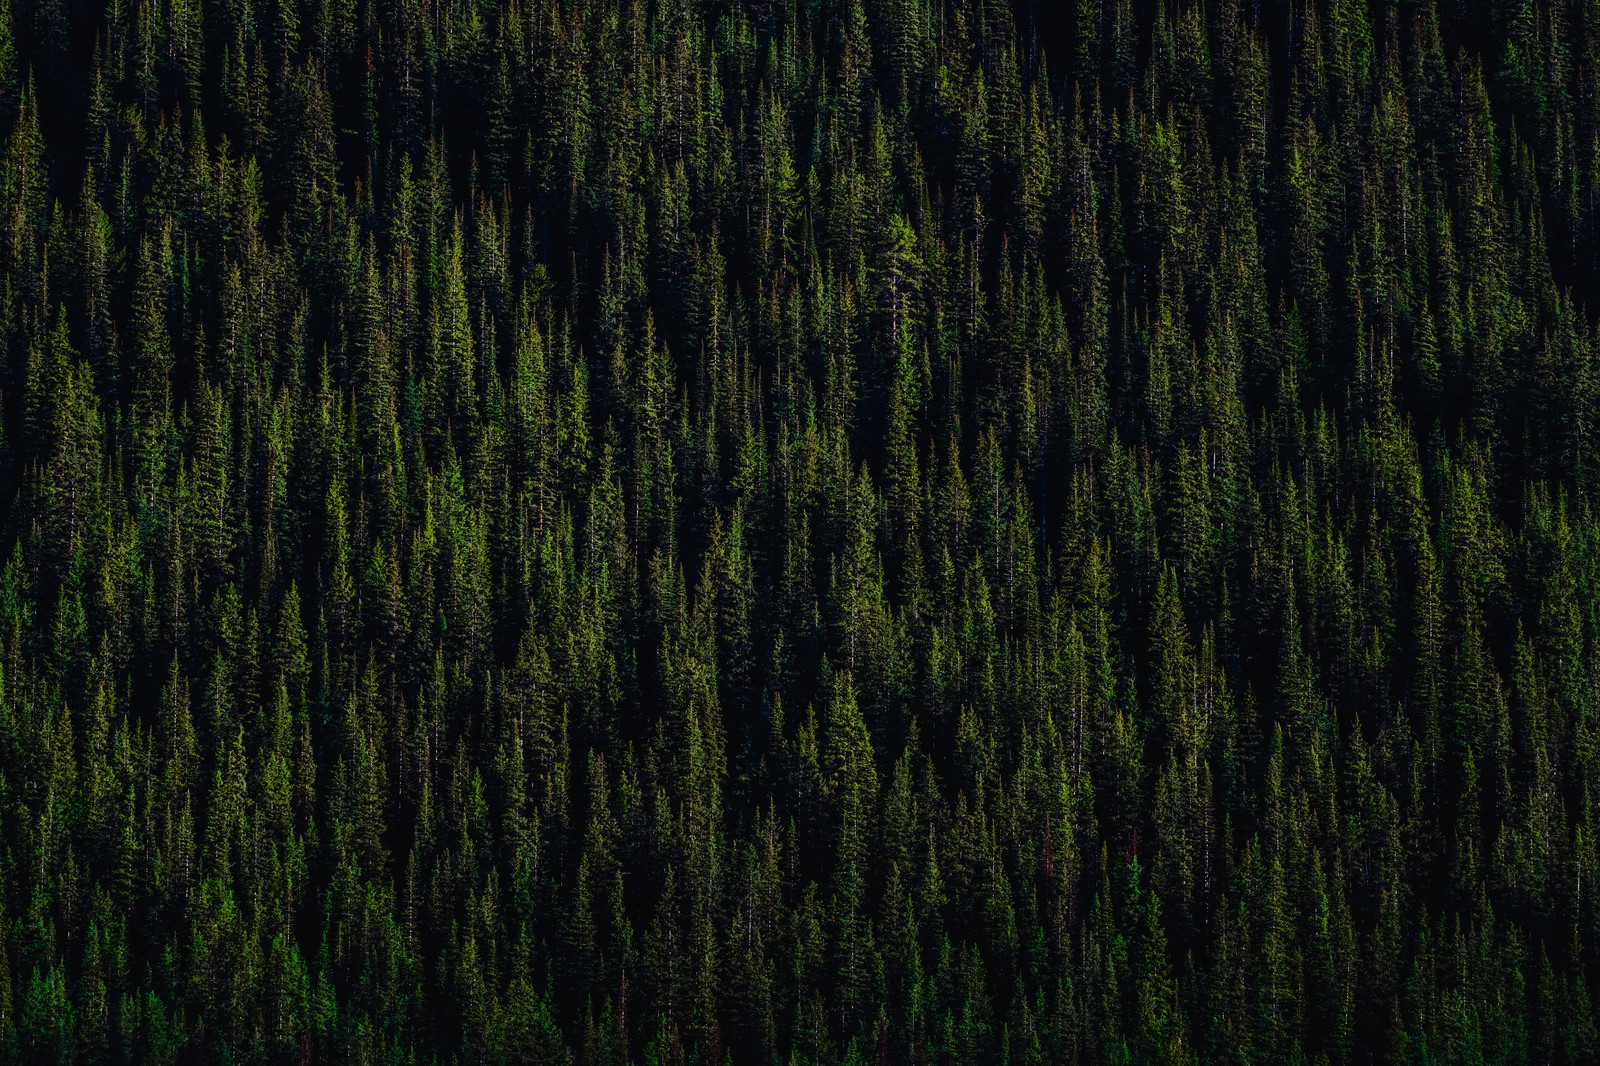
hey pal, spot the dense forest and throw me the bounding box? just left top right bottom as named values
left=6, top=0, right=1600, bottom=1060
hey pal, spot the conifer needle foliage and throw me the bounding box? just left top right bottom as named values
left=4, top=0, right=1600, bottom=1062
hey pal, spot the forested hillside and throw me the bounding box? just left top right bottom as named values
left=4, top=0, right=1600, bottom=1061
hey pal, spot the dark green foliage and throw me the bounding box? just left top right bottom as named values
left=2, top=0, right=1600, bottom=1062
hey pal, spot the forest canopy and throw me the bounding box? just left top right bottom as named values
left=3, top=0, right=1600, bottom=1062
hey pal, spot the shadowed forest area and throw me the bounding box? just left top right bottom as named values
left=3, top=0, right=1600, bottom=1061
